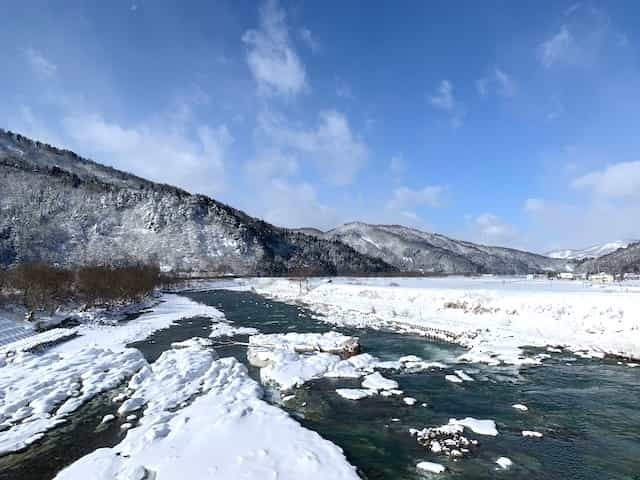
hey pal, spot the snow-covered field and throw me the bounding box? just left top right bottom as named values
left=0, top=293, right=359, bottom=479
left=240, top=276, right=640, bottom=364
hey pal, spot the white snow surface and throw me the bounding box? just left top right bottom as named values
left=0, top=347, right=146, bottom=455
left=546, top=240, right=635, bottom=260
left=244, top=277, right=640, bottom=363
left=416, top=460, right=446, bottom=473
left=56, top=351, right=359, bottom=480
left=3, top=293, right=360, bottom=479
left=336, top=388, right=376, bottom=400
left=52, top=294, right=224, bottom=353
left=246, top=332, right=366, bottom=390
left=448, top=417, right=498, bottom=436
left=496, top=457, right=513, bottom=469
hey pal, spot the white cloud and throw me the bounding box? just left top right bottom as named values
left=259, top=109, right=367, bottom=185
left=472, top=213, right=518, bottom=245
left=476, top=68, right=515, bottom=97
left=299, top=27, right=320, bottom=54
left=538, top=26, right=573, bottom=68
left=62, top=112, right=232, bottom=196
left=524, top=198, right=545, bottom=213
left=571, top=161, right=640, bottom=199
left=245, top=149, right=298, bottom=180
left=429, top=80, right=455, bottom=111
left=335, top=77, right=354, bottom=99
left=389, top=154, right=406, bottom=178
left=429, top=80, right=464, bottom=127
left=242, top=0, right=307, bottom=97
left=254, top=178, right=340, bottom=230
left=25, top=48, right=57, bottom=77
left=539, top=26, right=573, bottom=67
left=387, top=185, right=444, bottom=210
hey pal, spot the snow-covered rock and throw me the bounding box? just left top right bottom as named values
left=361, top=372, right=399, bottom=391
left=336, top=389, right=376, bottom=400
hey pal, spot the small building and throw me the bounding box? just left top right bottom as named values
left=624, top=272, right=640, bottom=280
left=589, top=272, right=615, bottom=284
left=559, top=272, right=575, bottom=280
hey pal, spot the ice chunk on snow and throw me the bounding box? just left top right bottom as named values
left=209, top=323, right=259, bottom=338
left=496, top=457, right=512, bottom=469
left=416, top=461, right=445, bottom=473
left=118, top=398, right=145, bottom=415
left=361, top=372, right=399, bottom=391
left=100, top=414, right=115, bottom=424
left=448, top=418, right=498, bottom=436
left=249, top=332, right=360, bottom=355
left=454, top=369, right=474, bottom=381
left=336, top=389, right=376, bottom=400
left=171, top=337, right=213, bottom=348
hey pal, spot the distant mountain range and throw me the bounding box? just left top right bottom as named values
left=1, top=129, right=637, bottom=276
left=546, top=240, right=637, bottom=260
left=297, top=222, right=570, bottom=275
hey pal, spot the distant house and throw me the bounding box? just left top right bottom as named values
left=559, top=272, right=575, bottom=280
left=624, top=273, right=640, bottom=280
left=589, top=272, right=615, bottom=284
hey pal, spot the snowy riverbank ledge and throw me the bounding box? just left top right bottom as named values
left=55, top=347, right=359, bottom=480
left=245, top=277, right=640, bottom=364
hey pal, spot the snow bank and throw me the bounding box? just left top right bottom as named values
left=249, top=277, right=640, bottom=364
left=209, top=323, right=259, bottom=338
left=0, top=347, right=145, bottom=455
left=336, top=388, right=376, bottom=400
left=52, top=294, right=224, bottom=353
left=56, top=354, right=359, bottom=480
left=448, top=418, right=498, bottom=436
left=0, top=328, right=77, bottom=355
left=416, top=461, right=445, bottom=473
left=246, top=332, right=364, bottom=390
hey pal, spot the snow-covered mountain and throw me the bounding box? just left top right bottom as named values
left=0, top=130, right=391, bottom=275
left=546, top=241, right=636, bottom=260
left=300, top=222, right=569, bottom=275
left=575, top=242, right=640, bottom=274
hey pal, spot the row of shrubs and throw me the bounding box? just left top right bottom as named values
left=0, top=263, right=170, bottom=312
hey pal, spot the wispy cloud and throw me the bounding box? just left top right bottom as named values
left=387, top=185, right=444, bottom=210
left=299, top=27, right=320, bottom=54
left=24, top=48, right=57, bottom=77
left=571, top=161, right=640, bottom=199
left=242, top=0, right=307, bottom=97
left=429, top=80, right=464, bottom=127
left=61, top=111, right=233, bottom=196
left=538, top=26, right=573, bottom=68
left=476, top=68, right=515, bottom=97
left=259, top=109, right=367, bottom=186
left=429, top=80, right=455, bottom=110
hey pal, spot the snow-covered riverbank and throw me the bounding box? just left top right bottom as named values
left=241, top=276, right=640, bottom=364
left=0, top=293, right=359, bottom=479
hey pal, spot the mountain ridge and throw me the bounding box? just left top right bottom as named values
left=0, top=129, right=393, bottom=275
left=296, top=222, right=570, bottom=275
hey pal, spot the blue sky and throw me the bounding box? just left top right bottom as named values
left=2, top=1, right=640, bottom=252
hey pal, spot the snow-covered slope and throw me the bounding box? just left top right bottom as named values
left=303, top=222, right=569, bottom=275
left=575, top=242, right=640, bottom=274
left=0, top=130, right=391, bottom=275
left=546, top=240, right=636, bottom=260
